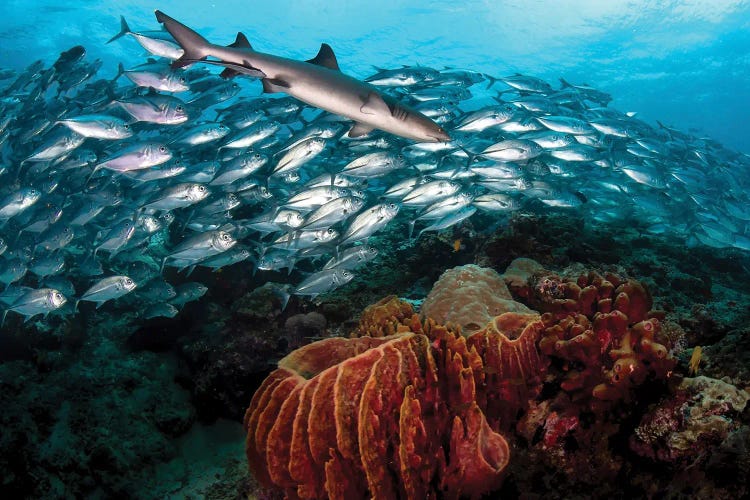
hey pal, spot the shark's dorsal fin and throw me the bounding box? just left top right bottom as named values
left=229, top=32, right=253, bottom=50
left=305, top=43, right=340, bottom=71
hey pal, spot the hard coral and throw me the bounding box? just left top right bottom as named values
left=533, top=270, right=678, bottom=405
left=244, top=315, right=546, bottom=499
left=421, top=264, right=534, bottom=334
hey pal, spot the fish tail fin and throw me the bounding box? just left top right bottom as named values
left=278, top=288, right=290, bottom=311
left=559, top=77, right=571, bottom=89
left=160, top=256, right=168, bottom=274
left=114, top=62, right=125, bottom=82
left=483, top=73, right=499, bottom=90
left=408, top=220, right=416, bottom=240
left=154, top=10, right=212, bottom=69
left=107, top=15, right=131, bottom=44
left=73, top=299, right=80, bottom=312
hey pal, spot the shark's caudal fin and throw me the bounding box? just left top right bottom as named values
left=154, top=10, right=212, bottom=69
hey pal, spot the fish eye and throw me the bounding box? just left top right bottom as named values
left=125, top=278, right=133, bottom=285
left=123, top=124, right=130, bottom=129
left=222, top=233, right=230, bottom=240
left=159, top=145, right=167, bottom=153
left=327, top=228, right=334, bottom=234
left=198, top=185, right=206, bottom=191
left=389, top=203, right=397, bottom=209
left=176, top=105, right=184, bottom=112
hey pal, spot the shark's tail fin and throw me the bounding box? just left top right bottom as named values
left=154, top=10, right=212, bottom=69
left=107, top=15, right=131, bottom=44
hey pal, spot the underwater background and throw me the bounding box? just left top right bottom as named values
left=1, top=1, right=749, bottom=499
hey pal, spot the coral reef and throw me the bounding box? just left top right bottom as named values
left=420, top=264, right=534, bottom=333
left=244, top=260, right=696, bottom=498
left=631, top=376, right=749, bottom=464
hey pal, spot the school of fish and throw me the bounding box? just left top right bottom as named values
left=0, top=13, right=748, bottom=326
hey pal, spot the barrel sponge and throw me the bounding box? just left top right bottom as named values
left=350, top=295, right=419, bottom=338
left=421, top=264, right=535, bottom=334
left=242, top=317, right=550, bottom=499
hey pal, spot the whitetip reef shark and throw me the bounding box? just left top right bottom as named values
left=154, top=10, right=451, bottom=143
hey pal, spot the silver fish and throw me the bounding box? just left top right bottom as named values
left=2, top=288, right=67, bottom=324
left=77, top=275, right=137, bottom=309
left=292, top=268, right=354, bottom=298
left=339, top=202, right=400, bottom=245
left=57, top=114, right=132, bottom=140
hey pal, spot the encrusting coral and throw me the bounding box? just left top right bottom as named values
left=243, top=260, right=687, bottom=498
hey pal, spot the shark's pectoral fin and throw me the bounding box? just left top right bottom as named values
left=220, top=68, right=241, bottom=79
left=306, top=43, right=340, bottom=71
left=348, top=123, right=374, bottom=138
left=360, top=92, right=390, bottom=115
left=262, top=77, right=291, bottom=94
left=185, top=59, right=265, bottom=79
left=229, top=32, right=253, bottom=50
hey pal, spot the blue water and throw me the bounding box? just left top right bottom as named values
left=3, top=0, right=749, bottom=153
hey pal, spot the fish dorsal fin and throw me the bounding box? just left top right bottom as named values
left=229, top=32, right=253, bottom=50
left=306, top=43, right=340, bottom=71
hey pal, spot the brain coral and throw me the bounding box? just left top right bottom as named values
left=244, top=314, right=545, bottom=499
left=421, top=264, right=534, bottom=333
